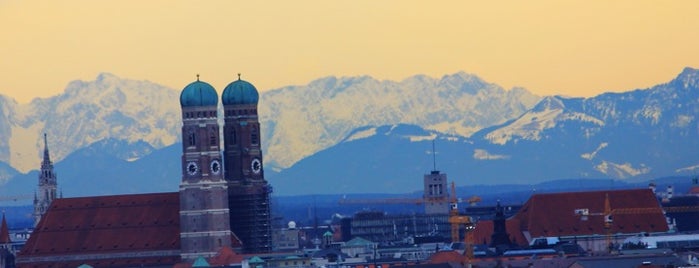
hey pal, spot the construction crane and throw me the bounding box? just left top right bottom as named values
left=338, top=196, right=426, bottom=205
left=338, top=191, right=480, bottom=206
left=446, top=182, right=475, bottom=266
left=466, top=196, right=482, bottom=206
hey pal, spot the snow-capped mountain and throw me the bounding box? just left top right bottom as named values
left=0, top=73, right=181, bottom=173
left=2, top=68, right=697, bottom=196
left=259, top=72, right=540, bottom=169
left=475, top=67, right=699, bottom=179
left=269, top=68, right=699, bottom=195
left=0, top=72, right=539, bottom=176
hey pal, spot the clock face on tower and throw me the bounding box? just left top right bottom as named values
left=251, top=158, right=262, bottom=174
left=186, top=161, right=198, bottom=176
left=210, top=159, right=221, bottom=175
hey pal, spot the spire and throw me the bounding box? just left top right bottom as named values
left=43, top=133, right=50, bottom=163
left=0, top=212, right=10, bottom=244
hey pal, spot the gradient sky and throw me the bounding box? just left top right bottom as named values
left=2, top=1, right=698, bottom=103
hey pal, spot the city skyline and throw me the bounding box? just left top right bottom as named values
left=2, top=1, right=699, bottom=103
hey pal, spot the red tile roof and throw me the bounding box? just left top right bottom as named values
left=208, top=246, right=244, bottom=266
left=689, top=186, right=699, bottom=195
left=472, top=189, right=668, bottom=246
left=428, top=251, right=463, bottom=264
left=472, top=218, right=526, bottom=246
left=0, top=213, right=10, bottom=244
left=17, top=192, right=182, bottom=267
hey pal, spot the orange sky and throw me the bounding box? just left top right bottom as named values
left=1, top=1, right=698, bottom=103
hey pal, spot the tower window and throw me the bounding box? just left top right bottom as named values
left=251, top=127, right=259, bottom=145
left=209, top=129, right=217, bottom=146
left=188, top=129, right=196, bottom=147
left=230, top=129, right=237, bottom=145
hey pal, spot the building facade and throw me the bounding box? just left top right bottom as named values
left=178, top=77, right=234, bottom=260
left=423, top=170, right=449, bottom=215
left=222, top=75, right=273, bottom=253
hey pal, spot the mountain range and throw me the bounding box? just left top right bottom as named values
left=0, top=71, right=538, bottom=179
left=271, top=68, right=699, bottom=194
left=0, top=68, right=698, bottom=198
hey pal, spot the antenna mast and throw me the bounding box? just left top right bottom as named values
left=432, top=139, right=437, bottom=172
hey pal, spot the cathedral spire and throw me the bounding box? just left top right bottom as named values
left=35, top=133, right=57, bottom=227
left=43, top=133, right=50, bottom=163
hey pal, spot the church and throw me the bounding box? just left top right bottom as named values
left=16, top=75, right=273, bottom=267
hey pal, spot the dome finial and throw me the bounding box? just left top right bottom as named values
left=238, top=73, right=241, bottom=81
left=196, top=74, right=200, bottom=81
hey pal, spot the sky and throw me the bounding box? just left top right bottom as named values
left=1, top=1, right=699, bottom=103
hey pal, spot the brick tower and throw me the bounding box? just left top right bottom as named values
left=222, top=74, right=272, bottom=253
left=178, top=76, right=233, bottom=259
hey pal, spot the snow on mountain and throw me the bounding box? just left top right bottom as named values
left=270, top=67, right=699, bottom=194
left=580, top=142, right=608, bottom=160
left=473, top=149, right=510, bottom=160
left=1, top=73, right=181, bottom=172
left=2, top=68, right=698, bottom=196
left=259, top=72, right=540, bottom=169
left=485, top=96, right=604, bottom=145
left=343, top=127, right=379, bottom=143
left=477, top=67, right=699, bottom=179
left=594, top=161, right=650, bottom=178
left=0, top=72, right=539, bottom=175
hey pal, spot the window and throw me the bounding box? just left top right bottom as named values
left=251, top=127, right=259, bottom=145
left=230, top=129, right=237, bottom=145
left=209, top=129, right=217, bottom=146
left=188, top=130, right=196, bottom=146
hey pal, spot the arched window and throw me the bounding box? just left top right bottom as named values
left=188, top=129, right=196, bottom=147
left=230, top=128, right=237, bottom=145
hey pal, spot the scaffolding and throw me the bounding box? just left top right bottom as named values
left=228, top=182, right=273, bottom=253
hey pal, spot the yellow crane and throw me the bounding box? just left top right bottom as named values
left=447, top=182, right=475, bottom=265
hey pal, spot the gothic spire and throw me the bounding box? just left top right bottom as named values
left=43, top=133, right=50, bottom=163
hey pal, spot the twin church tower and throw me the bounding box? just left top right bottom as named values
left=178, top=75, right=272, bottom=258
